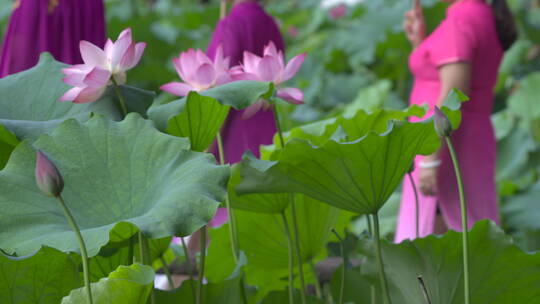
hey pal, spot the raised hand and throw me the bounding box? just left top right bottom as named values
left=404, top=0, right=426, bottom=48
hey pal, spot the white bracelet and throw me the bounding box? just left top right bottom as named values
left=418, top=160, right=441, bottom=169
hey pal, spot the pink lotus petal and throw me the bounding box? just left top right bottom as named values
left=195, top=49, right=212, bottom=65
left=329, top=4, right=347, bottom=19
left=242, top=51, right=261, bottom=74
left=119, top=42, right=146, bottom=71
left=193, top=63, right=216, bottom=88
left=160, top=82, right=194, bottom=97
left=104, top=39, right=114, bottom=58
left=277, top=87, right=304, bottom=104
left=73, top=86, right=106, bottom=104
left=282, top=53, right=306, bottom=82
left=257, top=56, right=282, bottom=83
left=83, top=67, right=111, bottom=88
left=241, top=100, right=266, bottom=119
left=264, top=41, right=279, bottom=57
left=179, top=49, right=200, bottom=82
left=59, top=87, right=84, bottom=102
left=111, top=28, right=133, bottom=70
left=63, top=68, right=90, bottom=87
left=231, top=72, right=260, bottom=81
left=79, top=41, right=107, bottom=67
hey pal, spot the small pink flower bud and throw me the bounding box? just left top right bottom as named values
left=434, top=106, right=453, bottom=137
left=35, top=150, right=64, bottom=197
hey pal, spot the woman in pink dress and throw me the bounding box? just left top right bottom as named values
left=0, top=0, right=106, bottom=77
left=395, top=0, right=517, bottom=242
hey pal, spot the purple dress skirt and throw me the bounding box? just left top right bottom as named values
left=0, top=0, right=106, bottom=77
left=206, top=1, right=285, bottom=225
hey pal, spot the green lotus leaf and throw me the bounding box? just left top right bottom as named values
left=0, top=114, right=229, bottom=257
left=147, top=81, right=274, bottom=140
left=90, top=234, right=172, bottom=282
left=361, top=220, right=540, bottom=303
left=161, top=92, right=230, bottom=152
left=0, top=247, right=81, bottom=304
left=238, top=119, right=439, bottom=215
left=62, top=263, right=154, bottom=304
left=228, top=163, right=289, bottom=214
left=274, top=105, right=428, bottom=148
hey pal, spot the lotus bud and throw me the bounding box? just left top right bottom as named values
left=434, top=106, right=453, bottom=137
left=35, top=150, right=64, bottom=197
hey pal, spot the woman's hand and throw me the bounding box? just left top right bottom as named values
left=419, top=167, right=438, bottom=196
left=404, top=0, right=425, bottom=48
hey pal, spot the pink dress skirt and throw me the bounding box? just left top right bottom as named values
left=395, top=0, right=503, bottom=242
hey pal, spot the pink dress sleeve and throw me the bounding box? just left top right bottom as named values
left=429, top=17, right=476, bottom=67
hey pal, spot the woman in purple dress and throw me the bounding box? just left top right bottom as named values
left=0, top=0, right=106, bottom=77
left=206, top=0, right=284, bottom=164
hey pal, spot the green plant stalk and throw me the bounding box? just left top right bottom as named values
left=138, top=232, right=155, bottom=304
left=197, top=226, right=207, bottom=304
left=216, top=132, right=240, bottom=261
left=445, top=137, right=470, bottom=304
left=111, top=77, right=128, bottom=117
left=290, top=197, right=308, bottom=304
left=407, top=172, right=420, bottom=238
left=309, top=258, right=322, bottom=300
left=281, top=213, right=296, bottom=304
left=373, top=213, right=392, bottom=304
left=331, top=229, right=345, bottom=304
left=216, top=132, right=248, bottom=304
left=128, top=236, right=134, bottom=265
left=272, top=104, right=308, bottom=304
left=366, top=215, right=376, bottom=304
left=57, top=195, right=93, bottom=304
left=159, top=256, right=174, bottom=290
left=180, top=237, right=196, bottom=303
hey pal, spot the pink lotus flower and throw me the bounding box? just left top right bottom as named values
left=233, top=42, right=306, bottom=105
left=160, top=46, right=232, bottom=97
left=329, top=4, right=347, bottom=19
left=60, top=28, right=146, bottom=103
left=35, top=150, right=64, bottom=197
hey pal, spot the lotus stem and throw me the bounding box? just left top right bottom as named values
left=366, top=215, right=376, bottom=304
left=180, top=237, right=196, bottom=303
left=138, top=232, right=155, bottom=304
left=216, top=132, right=240, bottom=262
left=160, top=256, right=174, bottom=290
left=373, top=212, right=392, bottom=304
left=309, top=258, right=322, bottom=300
left=272, top=105, right=307, bottom=303
left=407, top=172, right=420, bottom=239
left=445, top=137, right=470, bottom=304
left=281, top=212, right=296, bottom=304
left=111, top=77, right=128, bottom=117
left=331, top=229, right=345, bottom=304
left=216, top=132, right=248, bottom=304
left=128, top=236, right=134, bottom=265
left=57, top=195, right=93, bottom=304
left=290, top=198, right=308, bottom=304
left=197, top=226, right=207, bottom=304
left=417, top=275, right=432, bottom=304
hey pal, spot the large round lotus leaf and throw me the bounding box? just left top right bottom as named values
left=62, top=263, right=154, bottom=304
left=362, top=220, right=540, bottom=304
left=0, top=114, right=229, bottom=257
left=0, top=247, right=81, bottom=304
left=238, top=120, right=439, bottom=215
